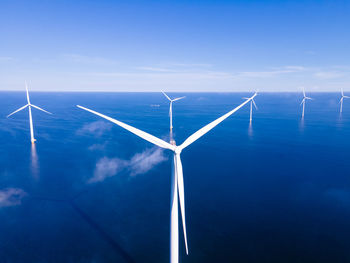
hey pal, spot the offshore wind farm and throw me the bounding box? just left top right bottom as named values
left=1, top=0, right=350, bottom=263
left=2, top=91, right=350, bottom=263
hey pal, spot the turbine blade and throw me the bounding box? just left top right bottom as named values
left=7, top=104, right=28, bottom=118
left=302, top=87, right=306, bottom=97
left=31, top=104, right=52, bottom=115
left=300, top=98, right=305, bottom=106
left=341, top=88, right=344, bottom=97
left=344, top=96, right=350, bottom=99
left=178, top=93, right=257, bottom=150
left=252, top=99, right=258, bottom=110
left=77, top=105, right=175, bottom=151
left=25, top=81, right=31, bottom=104
left=175, top=153, right=188, bottom=255
left=172, top=96, right=185, bottom=102
left=162, top=91, right=172, bottom=101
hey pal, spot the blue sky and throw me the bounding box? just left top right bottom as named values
left=0, top=0, right=349, bottom=92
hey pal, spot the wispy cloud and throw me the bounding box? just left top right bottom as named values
left=237, top=66, right=307, bottom=78
left=88, top=142, right=107, bottom=151
left=136, top=63, right=212, bottom=72
left=313, top=71, right=344, bottom=79
left=92, top=71, right=235, bottom=80
left=136, top=67, right=177, bottom=73
left=77, top=121, right=112, bottom=137
left=0, top=188, right=27, bottom=208
left=284, top=66, right=307, bottom=71
left=89, top=148, right=167, bottom=183
left=128, top=148, right=167, bottom=176
left=132, top=65, right=307, bottom=80
left=170, top=63, right=212, bottom=68
left=89, top=157, right=126, bottom=183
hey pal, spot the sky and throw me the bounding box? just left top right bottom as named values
left=0, top=0, right=349, bottom=92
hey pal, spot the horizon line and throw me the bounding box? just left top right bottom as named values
left=0, top=90, right=347, bottom=93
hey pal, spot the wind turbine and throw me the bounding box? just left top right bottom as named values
left=300, top=87, right=313, bottom=118
left=7, top=82, right=52, bottom=143
left=77, top=92, right=257, bottom=263
left=162, top=91, right=185, bottom=132
left=243, top=92, right=258, bottom=122
left=339, top=88, right=350, bottom=113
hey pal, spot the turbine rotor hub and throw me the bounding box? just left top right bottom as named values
left=174, top=147, right=182, bottom=154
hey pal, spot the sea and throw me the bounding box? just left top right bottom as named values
left=0, top=92, right=350, bottom=263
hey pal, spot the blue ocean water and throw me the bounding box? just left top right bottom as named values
left=1, top=92, right=350, bottom=263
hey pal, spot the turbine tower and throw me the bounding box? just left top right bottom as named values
left=300, top=87, right=313, bottom=118
left=162, top=91, right=185, bottom=132
left=339, top=88, right=349, bottom=113
left=243, top=92, right=258, bottom=122
left=7, top=82, right=52, bottom=143
left=77, top=92, right=256, bottom=263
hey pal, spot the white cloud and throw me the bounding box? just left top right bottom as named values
left=0, top=188, right=27, bottom=208
left=128, top=148, right=167, bottom=176
left=89, top=148, right=167, bottom=183
left=88, top=142, right=107, bottom=151
left=77, top=121, right=112, bottom=137
left=89, top=157, right=126, bottom=183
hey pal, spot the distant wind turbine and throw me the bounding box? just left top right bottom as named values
left=162, top=91, right=185, bottom=132
left=339, top=88, right=349, bottom=113
left=243, top=92, right=258, bottom=122
left=77, top=92, right=256, bottom=263
left=300, top=87, right=313, bottom=118
left=7, top=82, right=52, bottom=143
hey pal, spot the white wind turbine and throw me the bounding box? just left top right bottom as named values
left=162, top=91, right=185, bottom=132
left=243, top=92, right=258, bottom=122
left=300, top=87, right=313, bottom=118
left=339, top=88, right=349, bottom=113
left=77, top=92, right=257, bottom=263
left=7, top=82, right=52, bottom=143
